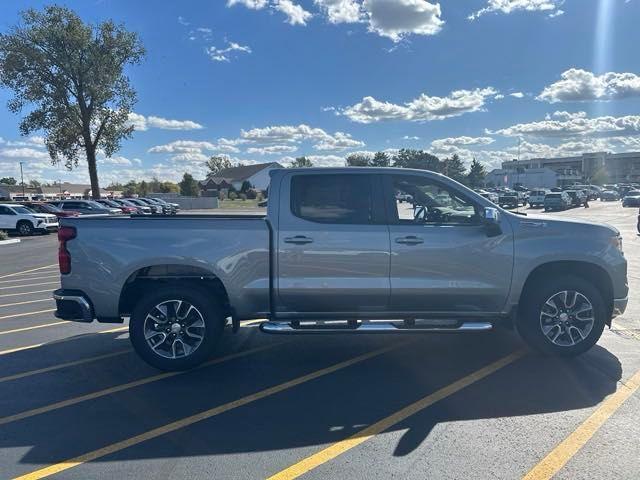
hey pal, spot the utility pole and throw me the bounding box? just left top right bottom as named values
left=19, top=161, right=25, bottom=197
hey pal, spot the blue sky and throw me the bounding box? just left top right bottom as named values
left=1, top=0, right=640, bottom=185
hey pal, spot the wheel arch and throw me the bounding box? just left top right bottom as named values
left=118, top=264, right=231, bottom=318
left=519, top=261, right=614, bottom=324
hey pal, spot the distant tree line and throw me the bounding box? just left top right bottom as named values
left=287, top=150, right=488, bottom=188
left=106, top=177, right=179, bottom=197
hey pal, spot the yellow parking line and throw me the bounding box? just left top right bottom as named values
left=0, top=289, right=53, bottom=298
left=0, top=275, right=59, bottom=284
left=0, top=281, right=59, bottom=291
left=0, top=341, right=281, bottom=426
left=0, top=298, right=52, bottom=308
left=12, top=342, right=403, bottom=480
left=0, top=321, right=68, bottom=336
left=522, top=367, right=640, bottom=480
left=0, top=308, right=56, bottom=320
left=0, top=327, right=127, bottom=356
left=268, top=349, right=526, bottom=480
left=0, top=264, right=58, bottom=280
left=0, top=350, right=131, bottom=384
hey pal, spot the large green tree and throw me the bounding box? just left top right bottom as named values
left=371, top=151, right=391, bottom=167
left=179, top=172, right=199, bottom=197
left=393, top=149, right=442, bottom=172
left=289, top=156, right=313, bottom=168
left=0, top=177, right=17, bottom=185
left=345, top=152, right=372, bottom=167
left=0, top=6, right=145, bottom=199
left=443, top=154, right=467, bottom=184
left=466, top=158, right=487, bottom=188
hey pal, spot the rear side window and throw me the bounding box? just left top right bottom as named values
left=291, top=174, right=374, bottom=224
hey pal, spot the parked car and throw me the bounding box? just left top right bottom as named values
left=53, top=167, right=628, bottom=370
left=48, top=200, right=115, bottom=215
left=622, top=190, right=640, bottom=207
left=565, top=189, right=587, bottom=207
left=570, top=185, right=600, bottom=201
left=125, top=198, right=162, bottom=214
left=94, top=198, right=138, bottom=215
left=110, top=198, right=151, bottom=215
left=20, top=201, right=80, bottom=219
left=498, top=193, right=522, bottom=209
left=527, top=189, right=549, bottom=208
left=600, top=190, right=620, bottom=201
left=544, top=192, right=571, bottom=211
left=0, top=203, right=58, bottom=235
left=140, top=197, right=176, bottom=215
left=148, top=197, right=180, bottom=213
left=476, top=189, right=499, bottom=204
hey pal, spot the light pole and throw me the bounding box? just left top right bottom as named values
left=19, top=161, right=25, bottom=197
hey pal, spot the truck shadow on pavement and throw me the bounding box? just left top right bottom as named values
left=0, top=329, right=623, bottom=469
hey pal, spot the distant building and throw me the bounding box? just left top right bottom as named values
left=487, top=167, right=559, bottom=189
left=199, top=162, right=282, bottom=195
left=0, top=182, right=113, bottom=200
left=498, top=151, right=640, bottom=186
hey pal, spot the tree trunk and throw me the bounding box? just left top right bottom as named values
left=86, top=147, right=101, bottom=199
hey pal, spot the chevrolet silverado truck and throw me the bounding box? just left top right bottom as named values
left=53, top=168, right=628, bottom=370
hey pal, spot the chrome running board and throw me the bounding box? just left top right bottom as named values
left=260, top=321, right=493, bottom=335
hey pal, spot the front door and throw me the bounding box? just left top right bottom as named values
left=385, top=173, right=513, bottom=315
left=276, top=172, right=390, bottom=316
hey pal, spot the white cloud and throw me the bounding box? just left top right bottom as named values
left=469, top=0, right=564, bottom=20
left=227, top=0, right=268, bottom=8
left=0, top=147, right=50, bottom=160
left=363, top=0, right=444, bottom=42
left=206, top=41, right=252, bottom=62
left=341, top=87, right=498, bottom=123
left=247, top=145, right=299, bottom=154
left=313, top=132, right=365, bottom=150
left=273, top=0, right=313, bottom=25
left=537, top=68, right=640, bottom=103
left=510, top=92, right=525, bottom=98
left=314, top=0, right=363, bottom=23
left=128, top=113, right=204, bottom=131
left=494, top=94, right=505, bottom=100
left=239, top=124, right=365, bottom=152
left=98, top=155, right=136, bottom=166
left=491, top=111, right=640, bottom=138
left=431, top=136, right=495, bottom=149
left=403, top=135, right=420, bottom=140
left=148, top=140, right=217, bottom=154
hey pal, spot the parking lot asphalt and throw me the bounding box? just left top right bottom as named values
left=0, top=201, right=639, bottom=480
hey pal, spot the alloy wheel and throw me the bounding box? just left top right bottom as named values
left=143, top=300, right=206, bottom=359
left=539, top=290, right=595, bottom=347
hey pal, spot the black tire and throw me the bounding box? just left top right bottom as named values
left=129, top=285, right=225, bottom=370
left=16, top=220, right=34, bottom=236
left=517, top=275, right=606, bottom=357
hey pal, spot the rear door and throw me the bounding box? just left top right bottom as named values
left=276, top=172, right=390, bottom=316
left=0, top=205, right=16, bottom=229
left=384, top=173, right=513, bottom=315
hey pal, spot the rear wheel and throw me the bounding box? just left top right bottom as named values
left=17, top=221, right=33, bottom=236
left=518, top=275, right=606, bottom=356
left=129, top=286, right=225, bottom=370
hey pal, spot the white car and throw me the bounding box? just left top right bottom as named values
left=528, top=189, right=549, bottom=208
left=0, top=203, right=59, bottom=235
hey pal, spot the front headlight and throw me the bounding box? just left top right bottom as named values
left=610, top=235, right=623, bottom=254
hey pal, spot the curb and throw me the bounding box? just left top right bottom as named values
left=0, top=239, right=20, bottom=246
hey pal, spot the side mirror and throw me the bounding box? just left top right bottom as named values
left=483, top=207, right=502, bottom=237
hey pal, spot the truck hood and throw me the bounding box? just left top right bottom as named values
left=512, top=212, right=620, bottom=237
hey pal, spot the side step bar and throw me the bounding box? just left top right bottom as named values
left=260, top=321, right=493, bottom=335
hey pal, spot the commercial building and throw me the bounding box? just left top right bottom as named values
left=0, top=182, right=116, bottom=200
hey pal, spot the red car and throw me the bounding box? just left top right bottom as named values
left=20, top=201, right=80, bottom=218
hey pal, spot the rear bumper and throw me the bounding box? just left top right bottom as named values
left=53, top=289, right=94, bottom=322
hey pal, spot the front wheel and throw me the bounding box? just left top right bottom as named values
left=16, top=221, right=34, bottom=236
left=129, top=286, right=225, bottom=370
left=517, top=276, right=606, bottom=356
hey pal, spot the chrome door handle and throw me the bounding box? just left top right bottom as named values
left=284, top=235, right=314, bottom=245
left=395, top=236, right=424, bottom=245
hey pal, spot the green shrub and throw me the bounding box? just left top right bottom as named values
left=0, top=230, right=8, bottom=241
left=239, top=193, right=247, bottom=201
left=229, top=191, right=238, bottom=201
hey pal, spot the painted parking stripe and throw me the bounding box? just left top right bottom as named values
left=0, top=341, right=283, bottom=426
left=522, top=367, right=640, bottom=480
left=0, top=327, right=128, bottom=356
left=0, top=321, right=68, bottom=336
left=12, top=342, right=404, bottom=480
left=0, top=308, right=56, bottom=320
left=0, top=281, right=59, bottom=291
left=0, top=298, right=52, bottom=308
left=0, top=264, right=58, bottom=280
left=0, top=350, right=131, bottom=384
left=0, top=275, right=59, bottom=284
left=267, top=349, right=526, bottom=480
left=0, top=289, right=54, bottom=299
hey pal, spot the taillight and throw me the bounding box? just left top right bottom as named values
left=58, top=226, right=76, bottom=274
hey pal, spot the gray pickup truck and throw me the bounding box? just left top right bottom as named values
left=54, top=168, right=628, bottom=370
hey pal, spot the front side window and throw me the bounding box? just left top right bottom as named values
left=0, top=206, right=13, bottom=215
left=291, top=174, right=374, bottom=224
left=391, top=175, right=479, bottom=225
left=12, top=206, right=35, bottom=214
